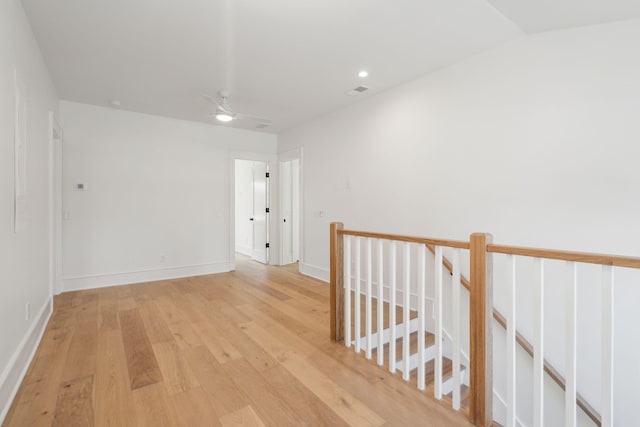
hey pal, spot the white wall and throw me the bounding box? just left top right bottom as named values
left=60, top=101, right=276, bottom=290
left=0, top=0, right=58, bottom=422
left=278, top=19, right=640, bottom=426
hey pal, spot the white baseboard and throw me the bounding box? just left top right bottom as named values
left=235, top=246, right=252, bottom=257
left=0, top=297, right=53, bottom=425
left=299, top=262, right=329, bottom=283
left=62, top=261, right=232, bottom=292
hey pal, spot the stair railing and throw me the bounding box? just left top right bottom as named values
left=425, top=243, right=601, bottom=427
left=330, top=222, right=640, bottom=427
left=330, top=223, right=492, bottom=424
left=485, top=244, right=640, bottom=427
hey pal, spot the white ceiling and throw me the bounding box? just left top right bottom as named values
left=20, top=0, right=640, bottom=133
left=488, top=0, right=640, bottom=34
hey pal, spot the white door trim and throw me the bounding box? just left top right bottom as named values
left=228, top=151, right=277, bottom=271
left=48, top=112, right=63, bottom=296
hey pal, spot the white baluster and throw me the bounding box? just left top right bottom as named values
left=377, top=239, right=384, bottom=366
left=533, top=258, right=544, bottom=427
left=434, top=245, right=443, bottom=399
left=507, top=255, right=516, bottom=427
left=355, top=237, right=361, bottom=354
left=565, top=261, right=577, bottom=427
left=602, top=265, right=614, bottom=427
left=344, top=236, right=351, bottom=348
left=389, top=242, right=397, bottom=373
left=452, top=248, right=461, bottom=409
left=418, top=244, right=426, bottom=391
left=402, top=242, right=411, bottom=381
left=366, top=238, right=373, bottom=360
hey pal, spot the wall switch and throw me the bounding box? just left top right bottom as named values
left=25, top=302, right=30, bottom=321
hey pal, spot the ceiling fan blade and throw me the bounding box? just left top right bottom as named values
left=202, top=93, right=228, bottom=111
left=235, top=112, right=272, bottom=124
left=202, top=93, right=217, bottom=104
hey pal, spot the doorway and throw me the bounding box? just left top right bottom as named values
left=234, top=159, right=269, bottom=264
left=280, top=158, right=300, bottom=265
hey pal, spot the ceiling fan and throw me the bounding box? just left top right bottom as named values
left=203, top=91, right=272, bottom=128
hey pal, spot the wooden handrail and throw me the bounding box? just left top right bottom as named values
left=337, top=229, right=470, bottom=249
left=488, top=244, right=640, bottom=269
left=427, top=244, right=602, bottom=426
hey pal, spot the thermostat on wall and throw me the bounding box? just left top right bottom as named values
left=75, top=183, right=86, bottom=191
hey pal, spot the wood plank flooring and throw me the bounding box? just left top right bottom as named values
left=3, top=257, right=472, bottom=427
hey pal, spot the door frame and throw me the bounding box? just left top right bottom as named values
left=278, top=148, right=303, bottom=270
left=229, top=151, right=277, bottom=271
left=49, top=112, right=63, bottom=296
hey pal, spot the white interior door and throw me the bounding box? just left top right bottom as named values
left=281, top=161, right=293, bottom=265
left=251, top=161, right=268, bottom=264
left=280, top=158, right=300, bottom=265
left=234, top=160, right=254, bottom=256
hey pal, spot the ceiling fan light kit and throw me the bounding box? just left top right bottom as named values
left=215, top=111, right=234, bottom=122
left=205, top=92, right=271, bottom=127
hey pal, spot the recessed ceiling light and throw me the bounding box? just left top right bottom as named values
left=358, top=70, right=369, bottom=78
left=215, top=112, right=234, bottom=122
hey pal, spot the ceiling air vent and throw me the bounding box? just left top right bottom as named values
left=346, top=85, right=369, bottom=96
left=255, top=123, right=269, bottom=129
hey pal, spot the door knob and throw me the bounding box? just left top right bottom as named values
left=249, top=217, right=254, bottom=221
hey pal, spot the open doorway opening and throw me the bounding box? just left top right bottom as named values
left=280, top=158, right=300, bottom=266
left=234, top=159, right=269, bottom=264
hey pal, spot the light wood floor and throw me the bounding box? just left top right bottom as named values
left=3, top=256, right=472, bottom=427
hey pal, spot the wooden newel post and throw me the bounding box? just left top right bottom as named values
left=470, top=233, right=493, bottom=427
left=330, top=222, right=344, bottom=342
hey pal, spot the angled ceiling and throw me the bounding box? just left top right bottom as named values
left=20, top=0, right=639, bottom=133
left=488, top=0, right=640, bottom=33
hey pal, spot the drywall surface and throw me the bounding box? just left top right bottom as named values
left=279, top=19, right=640, bottom=426
left=60, top=101, right=276, bottom=290
left=0, top=0, right=58, bottom=422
